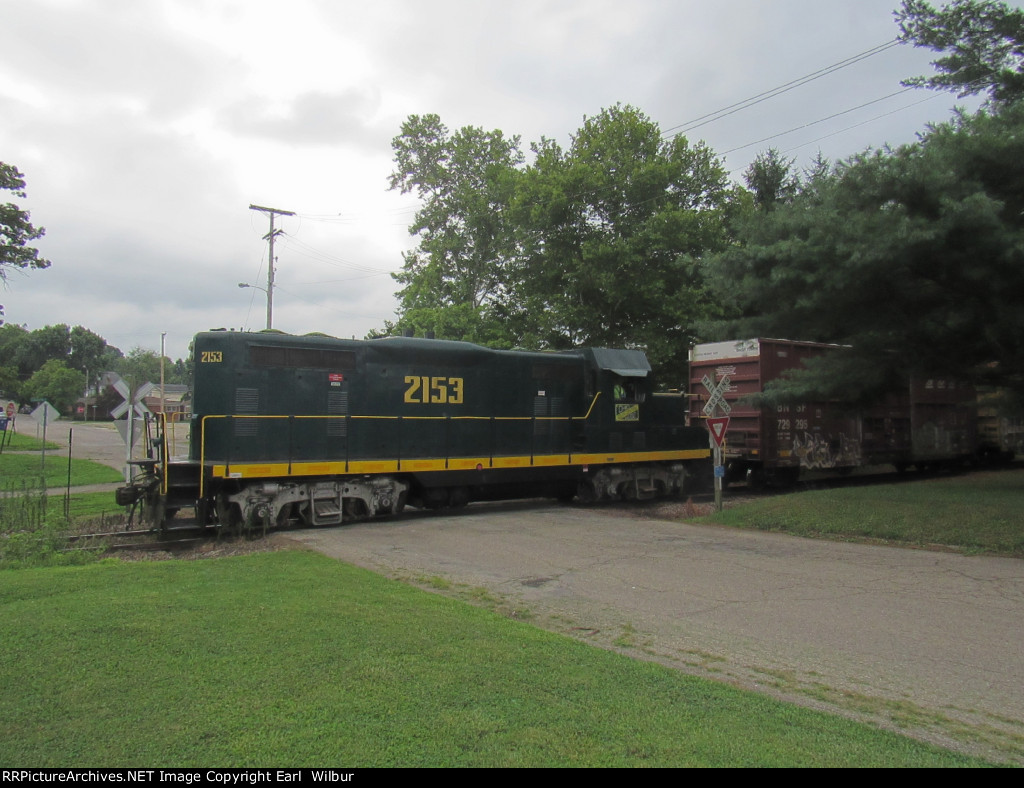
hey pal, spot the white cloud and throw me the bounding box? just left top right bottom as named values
left=0, top=0, right=1002, bottom=361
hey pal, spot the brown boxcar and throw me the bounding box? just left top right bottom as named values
left=688, top=338, right=977, bottom=486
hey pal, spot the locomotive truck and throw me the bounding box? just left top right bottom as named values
left=118, top=330, right=712, bottom=530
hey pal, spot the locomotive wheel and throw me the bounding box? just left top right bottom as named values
left=343, top=498, right=369, bottom=520
left=556, top=485, right=576, bottom=503
left=448, top=487, right=469, bottom=508
left=276, top=503, right=299, bottom=530
left=196, top=498, right=215, bottom=527
left=215, top=494, right=242, bottom=536
left=422, top=488, right=450, bottom=510
left=575, top=480, right=597, bottom=504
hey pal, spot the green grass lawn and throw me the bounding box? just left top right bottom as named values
left=60, top=490, right=128, bottom=521
left=0, top=452, right=123, bottom=489
left=0, top=550, right=995, bottom=767
left=701, top=468, right=1024, bottom=557
left=0, top=430, right=58, bottom=452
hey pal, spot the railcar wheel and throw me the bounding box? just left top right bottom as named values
left=773, top=467, right=801, bottom=487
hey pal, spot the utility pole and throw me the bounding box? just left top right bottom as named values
left=160, top=332, right=166, bottom=422
left=248, top=204, right=295, bottom=329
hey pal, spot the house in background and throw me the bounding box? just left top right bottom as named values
left=75, top=373, right=191, bottom=421
left=139, top=382, right=191, bottom=419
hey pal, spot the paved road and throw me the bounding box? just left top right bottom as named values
left=287, top=503, right=1024, bottom=763
left=9, top=415, right=128, bottom=472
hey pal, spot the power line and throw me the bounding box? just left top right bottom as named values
left=722, top=75, right=992, bottom=173
left=276, top=235, right=397, bottom=275
left=661, top=39, right=901, bottom=139
left=720, top=87, right=919, bottom=156
left=296, top=204, right=420, bottom=222
left=774, top=94, right=943, bottom=157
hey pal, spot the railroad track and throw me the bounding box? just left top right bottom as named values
left=67, top=466, right=1003, bottom=553
left=67, top=525, right=212, bottom=552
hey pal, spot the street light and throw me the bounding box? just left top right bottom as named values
left=238, top=282, right=272, bottom=329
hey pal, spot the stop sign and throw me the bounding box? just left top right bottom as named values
left=5, top=402, right=13, bottom=419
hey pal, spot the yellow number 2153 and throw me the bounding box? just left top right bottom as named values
left=404, top=376, right=464, bottom=405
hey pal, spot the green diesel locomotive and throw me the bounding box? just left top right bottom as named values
left=118, top=330, right=712, bottom=531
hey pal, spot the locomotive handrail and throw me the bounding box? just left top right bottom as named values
left=160, top=411, right=169, bottom=496
left=195, top=392, right=604, bottom=499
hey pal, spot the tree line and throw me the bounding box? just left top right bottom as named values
left=0, top=323, right=190, bottom=415
left=383, top=0, right=1024, bottom=406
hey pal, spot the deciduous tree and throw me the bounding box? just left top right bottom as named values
left=1, top=163, right=51, bottom=325
left=115, top=348, right=162, bottom=395
left=388, top=107, right=739, bottom=382
left=512, top=105, right=736, bottom=381
left=22, top=360, right=84, bottom=414
left=388, top=114, right=525, bottom=343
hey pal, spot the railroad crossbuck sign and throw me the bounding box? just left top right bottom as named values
left=701, top=373, right=732, bottom=512
left=701, top=374, right=731, bottom=417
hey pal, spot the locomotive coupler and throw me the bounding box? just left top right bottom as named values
left=116, top=459, right=160, bottom=506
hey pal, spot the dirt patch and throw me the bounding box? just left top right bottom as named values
left=102, top=534, right=297, bottom=562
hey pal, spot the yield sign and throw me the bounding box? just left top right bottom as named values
left=706, top=416, right=730, bottom=447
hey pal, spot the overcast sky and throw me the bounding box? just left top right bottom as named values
left=1, top=0, right=996, bottom=361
